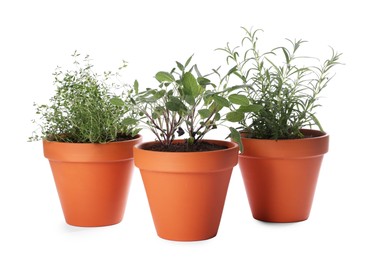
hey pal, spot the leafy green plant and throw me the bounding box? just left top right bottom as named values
left=29, top=51, right=140, bottom=143
left=124, top=55, right=255, bottom=152
left=219, top=27, right=342, bottom=139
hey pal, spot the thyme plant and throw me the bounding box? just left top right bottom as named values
left=219, top=27, right=342, bottom=139
left=29, top=51, right=140, bottom=143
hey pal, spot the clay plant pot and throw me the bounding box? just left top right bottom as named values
left=134, top=139, right=239, bottom=241
left=43, top=135, right=142, bottom=227
left=238, top=129, right=329, bottom=223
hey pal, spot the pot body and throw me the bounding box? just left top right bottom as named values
left=43, top=135, right=142, bottom=227
left=239, top=129, right=329, bottom=222
left=134, top=139, right=238, bottom=241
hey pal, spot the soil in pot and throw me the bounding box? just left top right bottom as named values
left=143, top=141, right=228, bottom=152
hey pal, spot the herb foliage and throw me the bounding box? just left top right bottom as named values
left=29, top=51, right=140, bottom=143
left=219, top=27, right=342, bottom=139
left=124, top=56, right=255, bottom=151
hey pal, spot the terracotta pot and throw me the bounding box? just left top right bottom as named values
left=43, top=135, right=142, bottom=227
left=238, top=129, right=329, bottom=222
left=134, top=139, right=238, bottom=241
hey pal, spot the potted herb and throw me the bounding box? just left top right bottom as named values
left=29, top=51, right=142, bottom=227
left=127, top=56, right=244, bottom=241
left=221, top=28, right=342, bottom=222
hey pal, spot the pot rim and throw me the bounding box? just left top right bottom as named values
left=134, top=139, right=238, bottom=154
left=239, top=129, right=329, bottom=158
left=42, top=134, right=142, bottom=146
left=43, top=134, right=142, bottom=162
left=240, top=129, right=328, bottom=141
left=134, top=139, right=239, bottom=172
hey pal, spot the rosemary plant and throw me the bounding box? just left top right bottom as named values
left=219, top=27, right=342, bottom=139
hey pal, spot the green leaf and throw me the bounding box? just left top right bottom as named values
left=166, top=101, right=180, bottom=111
left=310, top=114, right=324, bottom=132
left=185, top=54, right=194, bottom=67
left=122, top=117, right=138, bottom=125
left=203, top=90, right=214, bottom=104
left=239, top=104, right=263, bottom=113
left=152, top=106, right=165, bottom=119
left=166, top=97, right=187, bottom=113
left=176, top=61, right=184, bottom=71
left=226, top=111, right=244, bottom=122
left=197, top=77, right=210, bottom=86
left=142, top=89, right=166, bottom=102
left=194, top=65, right=203, bottom=78
left=227, top=65, right=238, bottom=75
left=198, top=109, right=212, bottom=119
left=131, top=128, right=142, bottom=137
left=167, top=89, right=174, bottom=97
left=152, top=112, right=159, bottom=119
left=209, top=102, right=223, bottom=112
left=228, top=94, right=249, bottom=105
left=212, top=95, right=230, bottom=107
left=153, top=90, right=166, bottom=100
left=155, top=71, right=175, bottom=83
left=215, top=112, right=221, bottom=121
left=110, top=97, right=124, bottom=106
left=133, top=80, right=139, bottom=93
left=184, top=94, right=195, bottom=106
left=229, top=127, right=243, bottom=153
left=282, top=47, right=290, bottom=64
left=155, top=106, right=165, bottom=113
left=182, top=72, right=200, bottom=97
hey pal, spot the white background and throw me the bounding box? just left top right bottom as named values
left=1, top=0, right=364, bottom=259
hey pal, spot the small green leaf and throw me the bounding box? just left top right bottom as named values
left=240, top=104, right=263, bottom=113
left=212, top=68, right=220, bottom=77
left=184, top=94, right=195, bottom=106
left=110, top=97, right=124, bottom=106
left=197, top=77, right=210, bottom=86
left=310, top=114, right=324, bottom=132
left=166, top=97, right=187, bottom=113
left=166, top=101, right=180, bottom=111
left=229, top=127, right=243, bottom=153
left=122, top=117, right=138, bottom=125
left=194, top=65, right=203, bottom=78
left=185, top=54, right=194, bottom=67
left=227, top=65, right=238, bottom=75
left=155, top=106, right=165, bottom=113
left=167, top=89, right=174, bottom=97
left=203, top=90, right=214, bottom=104
left=155, top=71, right=175, bottom=83
left=282, top=47, right=290, bottom=64
left=153, top=90, right=166, bottom=100
left=228, top=94, right=249, bottom=105
left=198, top=109, right=212, bottom=119
left=212, top=95, right=230, bottom=107
left=226, top=111, right=244, bottom=122
left=131, top=128, right=142, bottom=137
left=152, top=112, right=159, bottom=119
left=209, top=102, right=223, bottom=112
left=215, top=112, right=221, bottom=121
left=182, top=72, right=200, bottom=97
left=176, top=61, right=184, bottom=71
left=133, top=80, right=139, bottom=93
